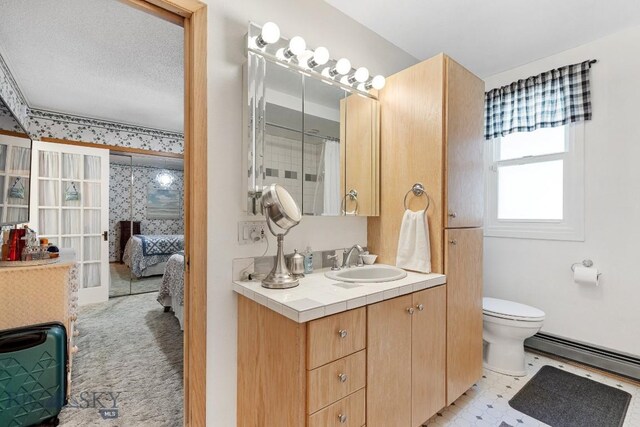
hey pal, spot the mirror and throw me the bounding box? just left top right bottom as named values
left=0, top=95, right=32, bottom=226
left=245, top=50, right=380, bottom=216
left=261, top=183, right=302, bottom=289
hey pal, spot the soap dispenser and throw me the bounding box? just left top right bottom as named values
left=303, top=246, right=313, bottom=274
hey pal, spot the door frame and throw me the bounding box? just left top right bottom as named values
left=115, top=1, right=209, bottom=425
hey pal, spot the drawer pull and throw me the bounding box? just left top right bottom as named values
left=448, top=239, right=457, bottom=245
left=338, top=373, right=348, bottom=383
left=337, top=414, right=347, bottom=423
left=448, top=211, right=457, bottom=218
left=338, top=329, right=348, bottom=338
left=406, top=307, right=414, bottom=315
left=416, top=304, right=424, bottom=311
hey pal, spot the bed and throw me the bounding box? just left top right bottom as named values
left=123, top=234, right=184, bottom=278
left=157, top=252, right=185, bottom=330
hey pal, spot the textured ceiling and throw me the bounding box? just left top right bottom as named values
left=0, top=0, right=183, bottom=132
left=324, top=0, right=640, bottom=77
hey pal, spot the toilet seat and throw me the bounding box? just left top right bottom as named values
left=483, top=297, right=545, bottom=322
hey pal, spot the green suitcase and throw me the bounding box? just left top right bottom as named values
left=0, top=323, right=67, bottom=427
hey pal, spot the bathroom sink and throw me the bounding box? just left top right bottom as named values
left=325, top=265, right=407, bottom=283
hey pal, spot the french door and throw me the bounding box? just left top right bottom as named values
left=29, top=141, right=109, bottom=305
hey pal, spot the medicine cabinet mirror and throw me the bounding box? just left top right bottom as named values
left=244, top=24, right=380, bottom=217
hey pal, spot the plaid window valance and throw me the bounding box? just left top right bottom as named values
left=484, top=60, right=595, bottom=140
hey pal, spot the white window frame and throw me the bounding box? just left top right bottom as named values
left=484, top=123, right=585, bottom=241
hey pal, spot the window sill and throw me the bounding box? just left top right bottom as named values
left=484, top=225, right=584, bottom=242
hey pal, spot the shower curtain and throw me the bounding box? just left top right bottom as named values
left=322, top=140, right=341, bottom=216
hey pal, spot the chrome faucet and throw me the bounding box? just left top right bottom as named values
left=342, top=244, right=365, bottom=268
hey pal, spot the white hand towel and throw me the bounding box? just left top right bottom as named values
left=396, top=209, right=431, bottom=273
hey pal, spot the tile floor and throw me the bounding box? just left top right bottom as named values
left=424, top=351, right=640, bottom=427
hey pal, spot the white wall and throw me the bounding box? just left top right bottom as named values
left=202, top=1, right=417, bottom=425
left=484, top=26, right=640, bottom=357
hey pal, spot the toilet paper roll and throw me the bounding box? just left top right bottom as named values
left=573, top=266, right=600, bottom=286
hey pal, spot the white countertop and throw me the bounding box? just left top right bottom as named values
left=232, top=266, right=446, bottom=323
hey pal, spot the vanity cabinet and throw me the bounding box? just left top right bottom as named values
left=367, top=285, right=446, bottom=427
left=237, top=297, right=367, bottom=427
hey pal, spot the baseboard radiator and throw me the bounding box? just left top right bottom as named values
left=525, top=333, right=640, bottom=381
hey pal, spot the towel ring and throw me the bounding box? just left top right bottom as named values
left=403, top=183, right=430, bottom=212
left=341, top=189, right=359, bottom=215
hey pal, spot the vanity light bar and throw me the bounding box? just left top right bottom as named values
left=247, top=22, right=385, bottom=97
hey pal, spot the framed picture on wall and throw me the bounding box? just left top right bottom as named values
left=147, top=186, right=180, bottom=219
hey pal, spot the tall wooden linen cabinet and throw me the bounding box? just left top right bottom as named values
left=368, top=53, right=485, bottom=424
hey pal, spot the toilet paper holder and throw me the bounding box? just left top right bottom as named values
left=571, top=259, right=601, bottom=277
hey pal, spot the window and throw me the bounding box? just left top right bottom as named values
left=485, top=124, right=584, bottom=240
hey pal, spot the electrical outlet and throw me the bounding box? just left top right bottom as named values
left=238, top=221, right=267, bottom=245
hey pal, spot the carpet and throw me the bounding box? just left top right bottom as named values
left=58, top=292, right=183, bottom=426
left=509, top=365, right=631, bottom=427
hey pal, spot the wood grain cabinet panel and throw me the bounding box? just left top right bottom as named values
left=307, top=350, right=366, bottom=414
left=445, top=228, right=483, bottom=404
left=411, top=286, right=446, bottom=426
left=444, top=58, right=485, bottom=228
left=237, top=296, right=307, bottom=427
left=308, top=388, right=366, bottom=427
left=307, top=307, right=366, bottom=369
left=367, top=294, right=413, bottom=427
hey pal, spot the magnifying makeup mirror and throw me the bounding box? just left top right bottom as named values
left=261, top=184, right=302, bottom=289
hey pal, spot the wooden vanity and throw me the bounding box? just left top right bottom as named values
left=235, top=272, right=449, bottom=427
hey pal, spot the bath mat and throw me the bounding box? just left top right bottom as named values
left=509, top=365, right=631, bottom=427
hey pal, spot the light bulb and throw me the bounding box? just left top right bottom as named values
left=335, top=58, right=351, bottom=75
left=260, top=22, right=280, bottom=44
left=314, top=47, right=330, bottom=65
left=288, top=36, right=306, bottom=56
left=355, top=67, right=369, bottom=83
left=307, top=47, right=329, bottom=68
left=371, top=75, right=386, bottom=90
left=297, top=50, right=314, bottom=69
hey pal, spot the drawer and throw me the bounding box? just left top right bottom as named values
left=308, top=350, right=366, bottom=414
left=308, top=388, right=365, bottom=427
left=307, top=308, right=366, bottom=369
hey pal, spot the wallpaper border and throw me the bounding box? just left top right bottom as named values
left=29, top=108, right=184, bottom=140
left=0, top=53, right=29, bottom=131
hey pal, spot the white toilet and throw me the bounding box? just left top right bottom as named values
left=482, top=297, right=545, bottom=376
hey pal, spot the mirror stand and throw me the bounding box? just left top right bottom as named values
left=262, top=218, right=299, bottom=289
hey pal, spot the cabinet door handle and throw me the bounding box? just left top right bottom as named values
left=338, top=329, right=348, bottom=338
left=338, top=373, right=348, bottom=383
left=448, top=211, right=457, bottom=218
left=337, top=414, right=348, bottom=423
left=448, top=240, right=457, bottom=245
left=406, top=307, right=415, bottom=315
left=416, top=304, right=424, bottom=311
